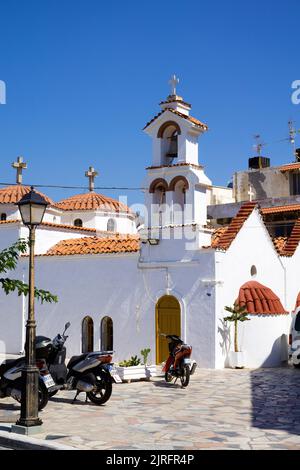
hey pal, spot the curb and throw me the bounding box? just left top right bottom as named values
left=0, top=429, right=77, bottom=450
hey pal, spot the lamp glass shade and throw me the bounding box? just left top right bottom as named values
left=19, top=203, right=47, bottom=226
left=17, top=188, right=48, bottom=226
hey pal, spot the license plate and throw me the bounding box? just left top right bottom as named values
left=183, top=358, right=191, bottom=365
left=42, top=374, right=56, bottom=389
left=110, top=369, right=122, bottom=383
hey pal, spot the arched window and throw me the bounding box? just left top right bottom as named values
left=0, top=213, right=7, bottom=221
left=157, top=121, right=181, bottom=165
left=107, top=218, right=116, bottom=232
left=100, top=316, right=113, bottom=351
left=74, top=218, right=83, bottom=227
left=82, top=316, right=94, bottom=353
left=250, top=265, right=257, bottom=277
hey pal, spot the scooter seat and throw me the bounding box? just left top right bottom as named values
left=0, top=357, right=24, bottom=375
left=67, top=354, right=88, bottom=369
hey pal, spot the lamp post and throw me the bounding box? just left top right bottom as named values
left=16, top=186, right=48, bottom=428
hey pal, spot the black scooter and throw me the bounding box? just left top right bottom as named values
left=39, top=322, right=119, bottom=405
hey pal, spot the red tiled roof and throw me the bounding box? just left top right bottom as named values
left=236, top=281, right=288, bottom=315
left=281, top=218, right=300, bottom=256
left=272, top=236, right=287, bottom=254
left=54, top=192, right=132, bottom=213
left=40, top=222, right=97, bottom=233
left=0, top=219, right=98, bottom=233
left=0, top=185, right=53, bottom=205
left=262, top=204, right=300, bottom=215
left=143, top=108, right=208, bottom=131
left=211, top=226, right=229, bottom=248
left=279, top=162, right=300, bottom=173
left=213, top=202, right=256, bottom=250
left=146, top=163, right=203, bottom=170
left=45, top=235, right=140, bottom=256
left=0, top=219, right=19, bottom=225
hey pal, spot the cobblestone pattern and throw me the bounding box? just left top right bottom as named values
left=0, top=368, right=300, bottom=450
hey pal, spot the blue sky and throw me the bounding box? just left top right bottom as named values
left=0, top=0, right=299, bottom=206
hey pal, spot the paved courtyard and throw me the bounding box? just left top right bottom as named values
left=0, top=367, right=300, bottom=450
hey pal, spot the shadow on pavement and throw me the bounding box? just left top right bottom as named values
left=251, top=365, right=300, bottom=436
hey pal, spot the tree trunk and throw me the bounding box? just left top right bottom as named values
left=234, top=319, right=239, bottom=352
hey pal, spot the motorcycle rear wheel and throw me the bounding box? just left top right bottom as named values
left=87, top=373, right=112, bottom=405
left=180, top=365, right=190, bottom=388
left=38, top=383, right=49, bottom=410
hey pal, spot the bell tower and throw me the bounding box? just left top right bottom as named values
left=143, top=76, right=212, bottom=234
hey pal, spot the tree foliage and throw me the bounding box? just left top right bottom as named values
left=224, top=304, right=250, bottom=353
left=0, top=239, right=58, bottom=304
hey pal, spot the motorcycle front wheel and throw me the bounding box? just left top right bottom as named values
left=87, top=372, right=112, bottom=405
left=165, top=371, right=173, bottom=383
left=180, top=365, right=190, bottom=388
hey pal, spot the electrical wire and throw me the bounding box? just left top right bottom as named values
left=0, top=182, right=146, bottom=191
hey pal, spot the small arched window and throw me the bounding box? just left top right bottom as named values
left=107, top=218, right=116, bottom=232
left=1, top=213, right=7, bottom=221
left=250, top=265, right=257, bottom=277
left=74, top=218, right=83, bottom=227
left=82, top=316, right=94, bottom=353
left=101, top=316, right=113, bottom=351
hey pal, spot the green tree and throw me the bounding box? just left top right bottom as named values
left=224, top=304, right=250, bottom=353
left=0, top=239, right=57, bottom=304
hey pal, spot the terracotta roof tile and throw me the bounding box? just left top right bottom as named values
left=146, top=163, right=203, bottom=170
left=54, top=192, right=132, bottom=213
left=236, top=281, right=288, bottom=315
left=279, top=162, right=300, bottom=172
left=143, top=108, right=208, bottom=131
left=45, top=235, right=140, bottom=256
left=213, top=202, right=256, bottom=250
left=0, top=219, right=19, bottom=225
left=40, top=222, right=97, bottom=233
left=281, top=218, right=300, bottom=256
left=272, top=236, right=287, bottom=254
left=211, top=226, right=229, bottom=248
left=262, top=204, right=300, bottom=215
left=0, top=185, right=53, bottom=205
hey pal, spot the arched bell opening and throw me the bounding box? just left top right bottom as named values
left=157, top=121, right=181, bottom=165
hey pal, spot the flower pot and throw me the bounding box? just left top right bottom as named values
left=116, top=365, right=157, bottom=382
left=229, top=351, right=245, bottom=369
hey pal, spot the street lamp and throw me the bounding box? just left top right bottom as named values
left=16, top=186, right=48, bottom=429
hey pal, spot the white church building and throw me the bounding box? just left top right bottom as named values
left=0, top=79, right=299, bottom=369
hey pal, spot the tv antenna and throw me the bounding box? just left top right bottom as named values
left=275, top=120, right=300, bottom=161
left=253, top=134, right=266, bottom=156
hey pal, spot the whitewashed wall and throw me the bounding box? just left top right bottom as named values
left=214, top=209, right=290, bottom=368
left=0, top=248, right=217, bottom=368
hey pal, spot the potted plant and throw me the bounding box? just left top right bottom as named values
left=116, top=349, right=156, bottom=382
left=224, top=304, right=250, bottom=368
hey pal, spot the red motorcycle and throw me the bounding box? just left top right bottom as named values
left=162, top=334, right=197, bottom=387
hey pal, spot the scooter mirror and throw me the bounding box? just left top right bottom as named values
left=65, top=322, right=71, bottom=330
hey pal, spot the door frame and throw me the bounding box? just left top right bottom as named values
left=155, top=294, right=183, bottom=364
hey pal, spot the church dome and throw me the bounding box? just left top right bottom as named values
left=54, top=192, right=132, bottom=213
left=0, top=185, right=53, bottom=205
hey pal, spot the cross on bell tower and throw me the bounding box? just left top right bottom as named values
left=168, top=74, right=179, bottom=97
left=12, top=156, right=27, bottom=184
left=85, top=166, right=98, bottom=192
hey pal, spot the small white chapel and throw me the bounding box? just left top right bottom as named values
left=0, top=76, right=299, bottom=369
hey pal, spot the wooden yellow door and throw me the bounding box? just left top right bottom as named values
left=156, top=296, right=181, bottom=364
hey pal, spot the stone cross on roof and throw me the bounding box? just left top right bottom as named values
left=169, top=74, right=179, bottom=96
left=248, top=184, right=255, bottom=202
left=12, top=156, right=27, bottom=184
left=85, top=166, right=98, bottom=192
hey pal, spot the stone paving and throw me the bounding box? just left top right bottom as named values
left=0, top=367, right=300, bottom=450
